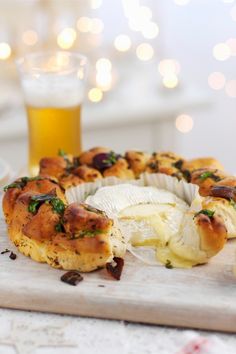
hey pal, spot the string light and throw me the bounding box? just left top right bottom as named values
left=88, top=87, right=103, bottom=102
left=96, top=58, right=112, bottom=71
left=213, top=43, right=230, bottom=61
left=142, top=22, right=159, bottom=39
left=158, top=59, right=180, bottom=76
left=162, top=74, right=179, bottom=88
left=77, top=17, right=92, bottom=32
left=175, top=114, right=194, bottom=133
left=22, top=30, right=38, bottom=46
left=96, top=71, right=112, bottom=91
left=136, top=43, right=154, bottom=61
left=90, top=0, right=103, bottom=9
left=225, top=80, right=236, bottom=97
left=174, top=0, right=191, bottom=5
left=208, top=72, right=226, bottom=90
left=0, top=42, right=11, bottom=60
left=57, top=28, right=76, bottom=49
left=114, top=34, right=131, bottom=52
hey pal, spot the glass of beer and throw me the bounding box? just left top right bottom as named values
left=16, top=51, right=88, bottom=176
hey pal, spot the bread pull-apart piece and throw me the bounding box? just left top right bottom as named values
left=146, top=152, right=186, bottom=179
left=205, top=186, right=236, bottom=239
left=5, top=187, right=126, bottom=273
left=103, top=158, right=135, bottom=179
left=73, top=165, right=102, bottom=182
left=79, top=147, right=111, bottom=166
left=190, top=168, right=228, bottom=196
left=183, top=157, right=225, bottom=172
left=166, top=209, right=227, bottom=265
left=3, top=176, right=65, bottom=224
left=125, top=150, right=151, bottom=178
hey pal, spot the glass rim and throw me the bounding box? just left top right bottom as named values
left=16, top=50, right=88, bottom=75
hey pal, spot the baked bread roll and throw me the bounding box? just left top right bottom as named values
left=169, top=210, right=227, bottom=264
left=190, top=168, right=228, bottom=196
left=125, top=151, right=151, bottom=178
left=183, top=157, right=225, bottom=172
left=146, top=152, right=185, bottom=179
left=3, top=179, right=126, bottom=272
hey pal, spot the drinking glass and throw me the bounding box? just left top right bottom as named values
left=16, top=51, right=88, bottom=176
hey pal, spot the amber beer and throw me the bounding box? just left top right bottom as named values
left=16, top=51, right=87, bottom=176
left=26, top=104, right=82, bottom=175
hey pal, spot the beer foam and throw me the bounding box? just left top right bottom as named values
left=21, top=75, right=84, bottom=108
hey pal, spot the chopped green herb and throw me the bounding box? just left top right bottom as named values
left=55, top=222, right=64, bottom=233
left=230, top=199, right=236, bottom=210
left=199, top=171, right=221, bottom=182
left=58, top=149, right=66, bottom=157
left=3, top=176, right=44, bottom=192
left=165, top=260, right=173, bottom=269
left=103, top=151, right=118, bottom=165
left=28, top=193, right=65, bottom=215
left=72, top=229, right=103, bottom=239
left=194, top=209, right=215, bottom=219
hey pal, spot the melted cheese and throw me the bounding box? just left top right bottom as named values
left=156, top=246, right=197, bottom=269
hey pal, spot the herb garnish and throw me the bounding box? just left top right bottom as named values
left=28, top=193, right=65, bottom=215
left=103, top=151, right=118, bottom=165
left=1, top=249, right=10, bottom=254
left=55, top=221, right=64, bottom=233
left=199, top=171, right=221, bottom=182
left=3, top=176, right=44, bottom=192
left=165, top=260, right=173, bottom=269
left=194, top=209, right=215, bottom=219
left=71, top=229, right=103, bottom=239
left=58, top=149, right=74, bottom=171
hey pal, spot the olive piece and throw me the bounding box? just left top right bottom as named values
left=93, top=151, right=120, bottom=171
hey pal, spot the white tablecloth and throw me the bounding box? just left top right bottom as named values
left=0, top=307, right=236, bottom=354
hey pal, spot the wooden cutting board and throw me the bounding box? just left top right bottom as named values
left=1, top=218, right=236, bottom=333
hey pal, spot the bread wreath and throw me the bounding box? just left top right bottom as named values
left=2, top=147, right=234, bottom=274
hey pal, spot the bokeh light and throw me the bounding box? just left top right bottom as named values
left=136, top=43, right=154, bottom=61
left=208, top=72, right=226, bottom=90
left=90, top=0, right=103, bottom=9
left=88, top=87, right=103, bottom=102
left=77, top=17, right=92, bottom=33
left=96, top=58, right=112, bottom=71
left=114, top=34, right=131, bottom=52
left=0, top=42, right=11, bottom=60
left=162, top=74, right=179, bottom=88
left=213, top=43, right=231, bottom=61
left=225, top=80, right=236, bottom=97
left=142, top=22, right=159, bottom=39
left=175, top=114, right=194, bottom=133
left=22, top=30, right=38, bottom=46
left=96, top=71, right=112, bottom=91
left=57, top=28, right=77, bottom=49
left=158, top=59, right=180, bottom=76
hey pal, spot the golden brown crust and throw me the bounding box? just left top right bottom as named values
left=73, top=165, right=102, bottom=182
left=103, top=158, right=135, bottom=179
left=3, top=177, right=65, bottom=224
left=39, top=157, right=68, bottom=179
left=59, top=174, right=84, bottom=189
left=190, top=168, right=228, bottom=196
left=195, top=213, right=227, bottom=258
left=183, top=157, right=225, bottom=172
left=79, top=147, right=111, bottom=166
left=145, top=152, right=185, bottom=177
left=125, top=151, right=151, bottom=178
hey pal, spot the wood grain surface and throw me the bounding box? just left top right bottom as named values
left=0, top=218, right=236, bottom=332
